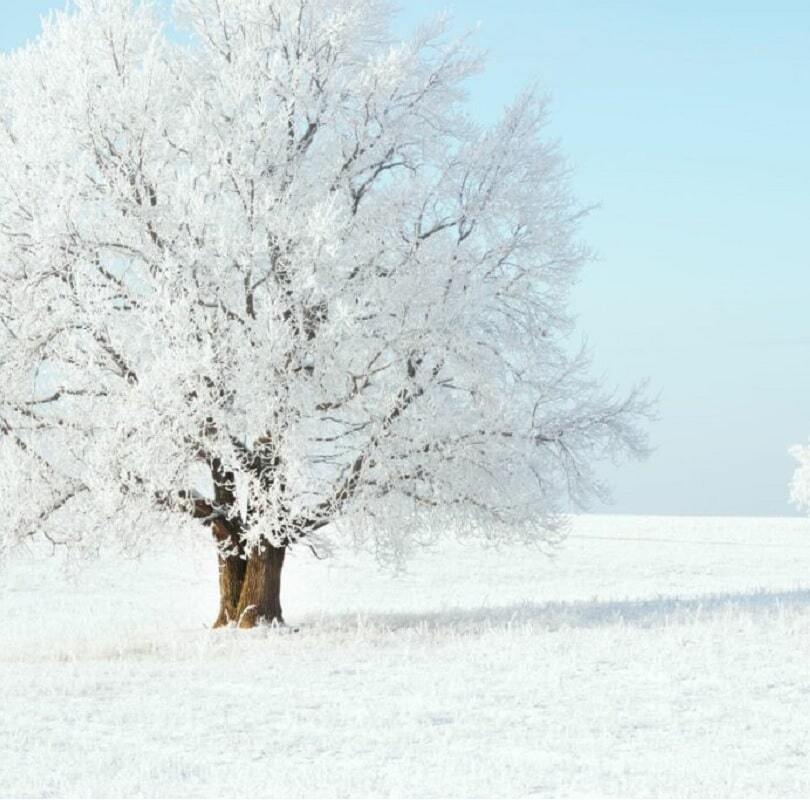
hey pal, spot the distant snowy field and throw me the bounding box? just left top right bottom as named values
left=3, top=515, right=810, bottom=798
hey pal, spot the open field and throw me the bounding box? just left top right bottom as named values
left=2, top=515, right=810, bottom=798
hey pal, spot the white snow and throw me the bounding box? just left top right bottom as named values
left=3, top=514, right=810, bottom=797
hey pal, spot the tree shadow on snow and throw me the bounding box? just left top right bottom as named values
left=313, top=587, right=810, bottom=633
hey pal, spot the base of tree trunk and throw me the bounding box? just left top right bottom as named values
left=232, top=545, right=286, bottom=629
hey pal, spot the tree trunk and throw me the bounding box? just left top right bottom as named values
left=213, top=551, right=248, bottom=628
left=234, top=544, right=286, bottom=628
left=211, top=518, right=247, bottom=628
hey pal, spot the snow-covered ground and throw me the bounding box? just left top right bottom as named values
left=3, top=514, right=810, bottom=798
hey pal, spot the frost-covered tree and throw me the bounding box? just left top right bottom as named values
left=789, top=443, right=810, bottom=513
left=0, top=0, right=648, bottom=627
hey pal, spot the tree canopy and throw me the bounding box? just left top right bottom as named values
left=0, top=0, right=648, bottom=622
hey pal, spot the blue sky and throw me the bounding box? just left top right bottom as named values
left=2, top=1, right=808, bottom=516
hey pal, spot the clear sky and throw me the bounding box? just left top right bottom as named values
left=2, top=1, right=808, bottom=517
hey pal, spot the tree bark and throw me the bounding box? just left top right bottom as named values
left=212, top=519, right=247, bottom=628
left=214, top=551, right=248, bottom=628
left=234, top=544, right=286, bottom=628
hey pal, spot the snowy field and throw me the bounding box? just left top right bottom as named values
left=3, top=514, right=810, bottom=798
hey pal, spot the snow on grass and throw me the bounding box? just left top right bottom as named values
left=2, top=515, right=810, bottom=797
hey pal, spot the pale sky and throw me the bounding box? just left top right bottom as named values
left=2, top=1, right=808, bottom=516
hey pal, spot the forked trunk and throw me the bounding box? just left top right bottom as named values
left=234, top=545, right=286, bottom=628
left=210, top=514, right=287, bottom=629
